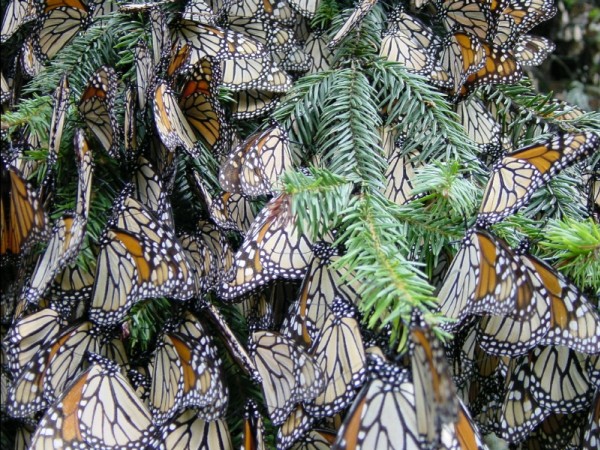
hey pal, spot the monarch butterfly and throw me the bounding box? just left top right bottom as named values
left=224, top=61, right=292, bottom=93
left=440, top=398, right=488, bottom=450
left=33, top=0, right=89, bottom=61
left=164, top=30, right=193, bottom=80
left=383, top=146, right=422, bottom=206
left=277, top=405, right=316, bottom=450
left=190, top=169, right=256, bottom=234
left=178, top=231, right=214, bottom=293
left=236, top=289, right=274, bottom=331
left=226, top=0, right=296, bottom=26
left=273, top=42, right=313, bottom=74
left=410, top=319, right=459, bottom=448
left=21, top=34, right=43, bottom=77
left=196, top=219, right=234, bottom=284
left=437, top=229, right=536, bottom=329
left=158, top=409, right=233, bottom=450
left=124, top=86, right=138, bottom=153
left=304, top=299, right=367, bottom=419
left=1, top=161, right=49, bottom=263
left=149, top=311, right=228, bottom=425
left=22, top=130, right=92, bottom=306
left=21, top=214, right=87, bottom=305
left=436, top=0, right=495, bottom=41
left=477, top=284, right=548, bottom=357
left=41, top=74, right=70, bottom=206
left=150, top=7, right=171, bottom=68
left=29, top=354, right=154, bottom=449
left=182, top=0, right=218, bottom=24
left=526, top=345, right=593, bottom=414
left=219, top=123, right=294, bottom=197
left=3, top=308, right=64, bottom=375
left=478, top=131, right=600, bottom=225
left=242, top=399, right=266, bottom=450
left=461, top=330, right=507, bottom=392
left=328, top=0, right=377, bottom=48
left=153, top=80, right=199, bottom=158
left=89, top=193, right=195, bottom=325
left=390, top=5, right=442, bottom=49
left=146, top=134, right=178, bottom=195
left=225, top=16, right=284, bottom=49
left=89, top=0, right=118, bottom=18
left=513, top=34, right=555, bottom=66
left=249, top=330, right=325, bottom=426
left=195, top=298, right=264, bottom=385
left=217, top=194, right=313, bottom=300
left=132, top=156, right=173, bottom=229
left=229, top=89, right=281, bottom=119
left=213, top=52, right=286, bottom=92
left=439, top=31, right=486, bottom=98
left=332, top=355, right=418, bottom=449
left=500, top=358, right=549, bottom=443
left=380, top=9, right=452, bottom=90
left=179, top=60, right=234, bottom=157
left=494, top=0, right=557, bottom=47
left=78, top=66, right=121, bottom=157
left=290, top=429, right=337, bottom=450
left=135, top=39, right=152, bottom=111
left=304, top=31, right=332, bottom=74
left=587, top=353, right=599, bottom=385
left=582, top=390, right=599, bottom=449
left=445, top=324, right=477, bottom=388
left=126, top=367, right=151, bottom=404
left=172, top=20, right=225, bottom=64
left=118, top=0, right=178, bottom=13
left=282, top=248, right=360, bottom=347
left=480, top=252, right=600, bottom=356
left=190, top=169, right=236, bottom=231
left=1, top=72, right=11, bottom=104
left=225, top=15, right=310, bottom=73
left=533, top=259, right=600, bottom=354
left=6, top=320, right=127, bottom=417
left=520, top=410, right=588, bottom=450
left=1, top=0, right=37, bottom=43
left=50, top=262, right=95, bottom=305
left=287, top=0, right=319, bottom=18
left=47, top=74, right=70, bottom=162
left=221, top=190, right=258, bottom=235
left=455, top=98, right=501, bottom=155
left=458, top=41, right=522, bottom=99
left=174, top=20, right=266, bottom=66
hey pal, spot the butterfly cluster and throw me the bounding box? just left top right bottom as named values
left=1, top=0, right=599, bottom=449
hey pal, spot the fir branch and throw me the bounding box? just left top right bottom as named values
left=274, top=69, right=337, bottom=154
left=384, top=161, right=480, bottom=259
left=328, top=4, right=385, bottom=65
left=490, top=215, right=548, bottom=248
left=335, top=192, right=440, bottom=349
left=315, top=68, right=385, bottom=187
left=537, top=218, right=600, bottom=294
left=281, top=167, right=353, bottom=240
left=368, top=59, right=479, bottom=162
left=522, top=169, right=588, bottom=221
left=128, top=297, right=172, bottom=352
left=275, top=68, right=386, bottom=186
left=1, top=95, right=53, bottom=140
left=311, top=0, right=340, bottom=30
left=25, top=15, right=144, bottom=97
left=411, top=160, right=479, bottom=216
left=487, top=81, right=600, bottom=134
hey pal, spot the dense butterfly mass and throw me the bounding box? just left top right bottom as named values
left=1, top=0, right=598, bottom=449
